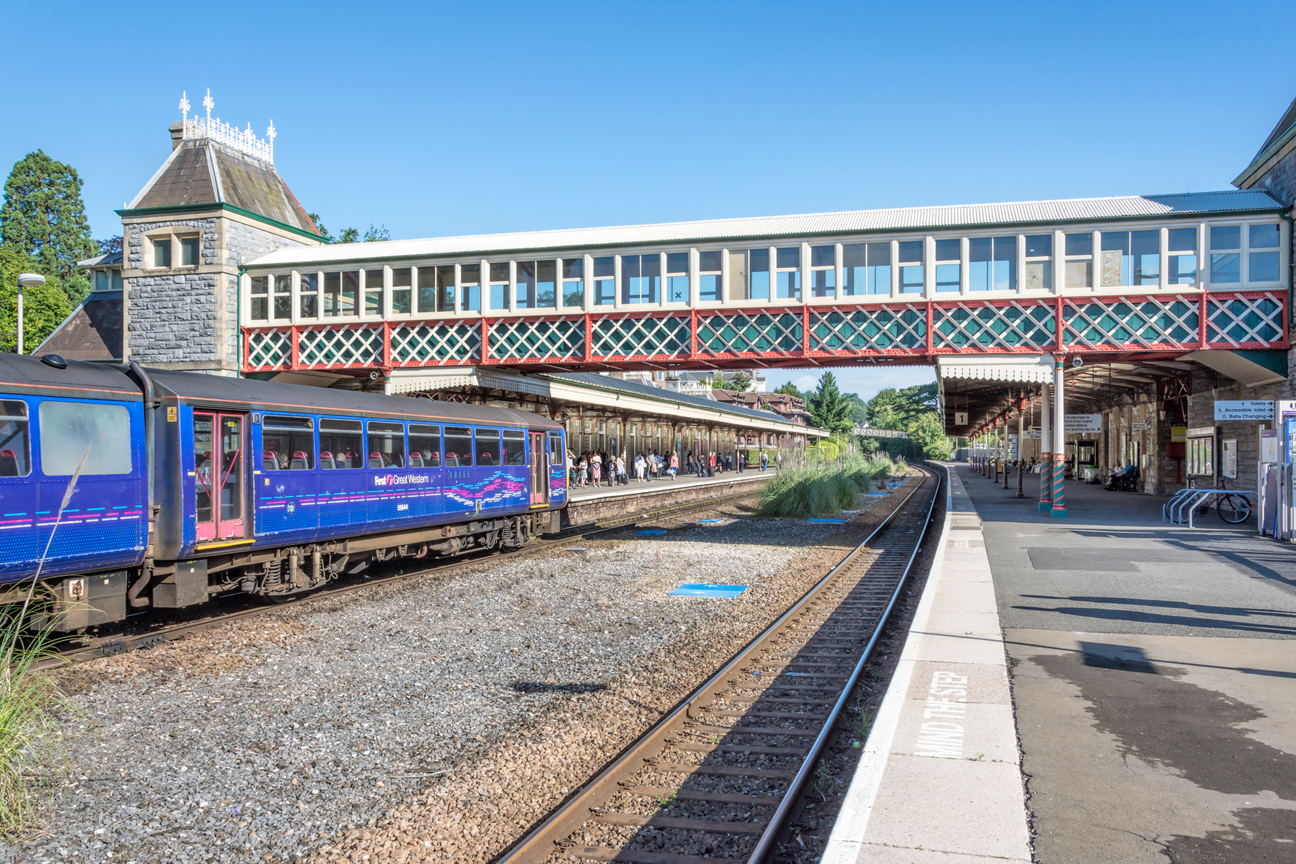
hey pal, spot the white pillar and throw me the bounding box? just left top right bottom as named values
left=1052, top=357, right=1068, bottom=515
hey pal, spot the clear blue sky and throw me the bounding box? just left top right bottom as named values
left=3, top=0, right=1293, bottom=400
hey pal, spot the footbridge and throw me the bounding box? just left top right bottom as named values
left=241, top=191, right=1287, bottom=375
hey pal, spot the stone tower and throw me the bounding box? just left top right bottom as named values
left=115, top=91, right=323, bottom=375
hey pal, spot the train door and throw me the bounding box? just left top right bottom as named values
left=193, top=411, right=247, bottom=542
left=528, top=431, right=547, bottom=506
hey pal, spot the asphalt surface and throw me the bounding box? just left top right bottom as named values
left=957, top=466, right=1296, bottom=863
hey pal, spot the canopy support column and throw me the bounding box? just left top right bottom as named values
left=1039, top=384, right=1053, bottom=512
left=1051, top=357, right=1068, bottom=518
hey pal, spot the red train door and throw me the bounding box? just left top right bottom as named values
left=528, top=431, right=548, bottom=507
left=194, top=412, right=247, bottom=542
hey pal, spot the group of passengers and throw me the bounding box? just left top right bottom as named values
left=566, top=446, right=782, bottom=489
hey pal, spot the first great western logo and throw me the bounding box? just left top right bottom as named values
left=373, top=474, right=431, bottom=487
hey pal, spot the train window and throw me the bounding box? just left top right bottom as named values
left=548, top=432, right=564, bottom=466
left=38, top=400, right=132, bottom=476
left=408, top=424, right=441, bottom=468
left=502, top=429, right=526, bottom=466
left=319, top=418, right=363, bottom=469
left=0, top=400, right=31, bottom=477
left=261, top=416, right=314, bottom=471
left=444, top=426, right=473, bottom=467
left=475, top=429, right=502, bottom=466
left=368, top=421, right=406, bottom=469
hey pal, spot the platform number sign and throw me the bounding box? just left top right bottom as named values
left=954, top=411, right=968, bottom=426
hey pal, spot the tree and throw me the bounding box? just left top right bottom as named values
left=0, top=151, right=98, bottom=298
left=774, top=382, right=805, bottom=400
left=306, top=214, right=389, bottom=245
left=724, top=371, right=753, bottom=393
left=96, top=235, right=122, bottom=255
left=863, top=383, right=949, bottom=459
left=845, top=392, right=869, bottom=428
left=806, top=371, right=854, bottom=433
left=0, top=247, right=72, bottom=354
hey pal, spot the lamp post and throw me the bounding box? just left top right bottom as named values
left=15, top=273, right=46, bottom=355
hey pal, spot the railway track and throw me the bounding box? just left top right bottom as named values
left=496, top=466, right=941, bottom=864
left=44, top=482, right=771, bottom=668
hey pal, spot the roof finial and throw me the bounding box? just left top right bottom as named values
left=266, top=121, right=276, bottom=159
left=203, top=88, right=214, bottom=121
left=179, top=91, right=190, bottom=122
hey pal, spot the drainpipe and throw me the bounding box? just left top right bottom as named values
left=236, top=266, right=246, bottom=377
left=1280, top=211, right=1294, bottom=332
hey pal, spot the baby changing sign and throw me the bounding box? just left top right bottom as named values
left=1214, top=401, right=1273, bottom=421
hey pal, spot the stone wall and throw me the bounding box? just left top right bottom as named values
left=127, top=273, right=219, bottom=365
left=222, top=220, right=311, bottom=362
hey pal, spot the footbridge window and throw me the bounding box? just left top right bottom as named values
left=935, top=239, right=960, bottom=293
left=810, top=245, right=836, bottom=297
left=843, top=242, right=890, bottom=296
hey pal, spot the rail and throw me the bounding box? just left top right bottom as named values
left=495, top=465, right=940, bottom=863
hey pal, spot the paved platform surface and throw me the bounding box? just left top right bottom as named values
left=826, top=466, right=1296, bottom=863
left=823, top=466, right=1031, bottom=863
left=566, top=467, right=772, bottom=501
left=968, top=468, right=1296, bottom=863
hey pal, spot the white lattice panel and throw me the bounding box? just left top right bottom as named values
left=489, top=318, right=585, bottom=362
left=297, top=326, right=383, bottom=368
left=246, top=329, right=290, bottom=368
left=933, top=301, right=1054, bottom=352
left=591, top=314, right=690, bottom=358
left=391, top=322, right=482, bottom=366
left=809, top=306, right=925, bottom=354
left=697, top=311, right=802, bottom=357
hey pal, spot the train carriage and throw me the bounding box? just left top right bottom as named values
left=0, top=353, right=567, bottom=631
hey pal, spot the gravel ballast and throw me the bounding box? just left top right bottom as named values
left=11, top=490, right=901, bottom=864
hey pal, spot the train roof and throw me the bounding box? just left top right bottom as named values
left=146, top=369, right=560, bottom=430
left=0, top=353, right=142, bottom=402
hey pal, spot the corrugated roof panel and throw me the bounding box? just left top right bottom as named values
left=247, top=189, right=1284, bottom=268
left=546, top=372, right=801, bottom=426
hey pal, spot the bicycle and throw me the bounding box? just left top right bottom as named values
left=1186, top=476, right=1254, bottom=525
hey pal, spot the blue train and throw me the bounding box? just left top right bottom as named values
left=0, top=353, right=567, bottom=631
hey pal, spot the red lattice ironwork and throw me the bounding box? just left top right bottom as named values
left=241, top=290, right=1287, bottom=373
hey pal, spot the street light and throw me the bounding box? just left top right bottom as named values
left=15, top=273, right=45, bottom=355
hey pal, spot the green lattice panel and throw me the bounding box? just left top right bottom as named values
left=934, top=304, right=1053, bottom=351
left=490, top=319, right=584, bottom=361
left=298, top=327, right=384, bottom=368
left=1064, top=299, right=1197, bottom=348
left=246, top=330, right=290, bottom=368
left=391, top=322, right=482, bottom=365
left=591, top=315, right=690, bottom=358
left=698, top=311, right=802, bottom=356
left=1205, top=295, right=1283, bottom=346
left=809, top=308, right=925, bottom=353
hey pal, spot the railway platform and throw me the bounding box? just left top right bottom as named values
left=562, top=468, right=773, bottom=527
left=825, top=465, right=1296, bottom=862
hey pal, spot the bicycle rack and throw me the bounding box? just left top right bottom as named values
left=1164, top=489, right=1257, bottom=528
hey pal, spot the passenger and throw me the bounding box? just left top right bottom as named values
left=776, top=451, right=782, bottom=472
left=635, top=453, right=646, bottom=482
left=669, top=451, right=679, bottom=479
left=578, top=455, right=588, bottom=487
left=591, top=453, right=601, bottom=486
left=1105, top=462, right=1134, bottom=490
left=760, top=451, right=768, bottom=472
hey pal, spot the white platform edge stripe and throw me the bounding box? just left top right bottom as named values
left=819, top=465, right=956, bottom=864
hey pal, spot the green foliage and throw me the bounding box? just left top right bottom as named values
left=0, top=151, right=98, bottom=294
left=862, top=383, right=950, bottom=459
left=306, top=214, right=389, bottom=245
left=0, top=248, right=72, bottom=354
left=719, top=371, right=752, bottom=392
left=806, top=371, right=854, bottom=434
left=846, top=392, right=869, bottom=427
left=774, top=382, right=805, bottom=400
left=755, top=453, right=901, bottom=518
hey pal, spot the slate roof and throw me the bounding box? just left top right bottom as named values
left=1235, top=95, right=1296, bottom=188
left=125, top=139, right=322, bottom=236
left=34, top=293, right=124, bottom=362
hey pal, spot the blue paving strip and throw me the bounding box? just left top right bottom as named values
left=636, top=529, right=667, bottom=535
left=867, top=493, right=890, bottom=497
left=808, top=518, right=845, bottom=524
left=670, top=583, right=748, bottom=598
left=695, top=519, right=724, bottom=524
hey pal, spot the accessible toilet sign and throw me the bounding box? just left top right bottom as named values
left=1215, top=400, right=1274, bottom=421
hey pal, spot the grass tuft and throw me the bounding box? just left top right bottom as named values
left=0, top=602, right=73, bottom=838
left=755, top=453, right=904, bottom=519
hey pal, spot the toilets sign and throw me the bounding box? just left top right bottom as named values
left=1215, top=401, right=1274, bottom=421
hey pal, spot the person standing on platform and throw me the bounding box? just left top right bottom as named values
left=578, top=454, right=588, bottom=487
left=760, top=451, right=768, bottom=472
left=669, top=451, right=679, bottom=479
left=738, top=451, right=744, bottom=473
left=634, top=453, right=646, bottom=482
left=590, top=452, right=602, bottom=487
left=776, top=451, right=782, bottom=472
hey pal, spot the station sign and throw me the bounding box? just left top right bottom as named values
left=1215, top=400, right=1274, bottom=421
left=1131, top=422, right=1149, bottom=431
left=954, top=411, right=969, bottom=426
left=1065, top=414, right=1103, bottom=434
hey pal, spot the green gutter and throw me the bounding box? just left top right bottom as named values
left=117, top=202, right=325, bottom=243
left=242, top=207, right=1287, bottom=271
